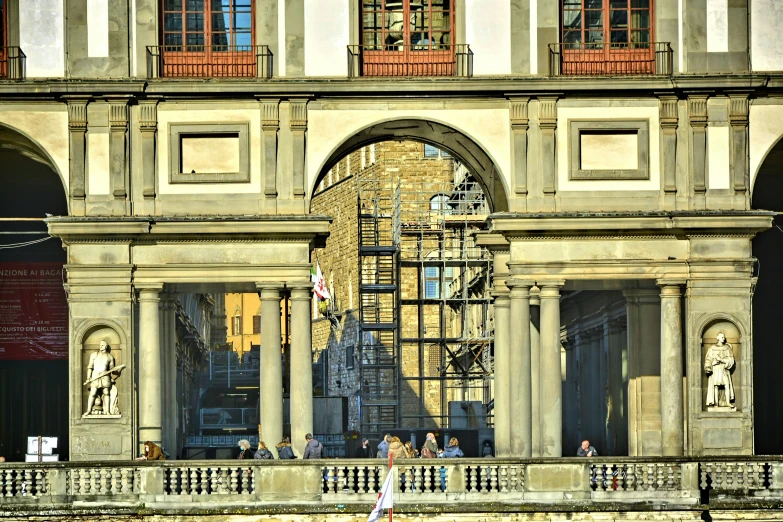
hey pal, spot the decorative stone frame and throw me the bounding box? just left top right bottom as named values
left=168, top=122, right=250, bottom=184
left=72, top=318, right=131, bottom=423
left=696, top=315, right=745, bottom=413
left=568, top=119, right=650, bottom=180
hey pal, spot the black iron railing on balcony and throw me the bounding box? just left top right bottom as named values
left=0, top=47, right=26, bottom=80
left=146, top=45, right=273, bottom=79
left=348, top=44, right=472, bottom=78
left=549, top=42, right=673, bottom=76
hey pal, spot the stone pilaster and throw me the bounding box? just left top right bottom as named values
left=491, top=289, right=511, bottom=457
left=728, top=94, right=749, bottom=197
left=538, top=97, right=558, bottom=196
left=290, top=99, right=308, bottom=199
left=138, top=284, right=164, bottom=448
left=66, top=98, right=89, bottom=216
left=539, top=280, right=564, bottom=457
left=507, top=279, right=534, bottom=457
left=257, top=283, right=284, bottom=454
left=138, top=100, right=158, bottom=200
left=659, top=96, right=679, bottom=197
left=289, top=283, right=314, bottom=457
left=260, top=99, right=280, bottom=201
left=509, top=97, right=530, bottom=197
left=108, top=99, right=129, bottom=202
left=658, top=280, right=686, bottom=456
left=688, top=95, right=709, bottom=208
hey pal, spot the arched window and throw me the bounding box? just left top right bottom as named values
left=430, top=194, right=449, bottom=212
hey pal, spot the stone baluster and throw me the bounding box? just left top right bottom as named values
left=480, top=466, right=489, bottom=493
left=337, top=467, right=346, bottom=493
left=489, top=466, right=498, bottom=493
left=423, top=466, right=432, bottom=492
left=468, top=466, right=477, bottom=492
left=230, top=468, right=239, bottom=494
left=241, top=468, right=250, bottom=495
left=357, top=467, right=366, bottom=494
left=325, top=467, right=335, bottom=494
left=498, top=466, right=508, bottom=493
left=367, top=466, right=377, bottom=493
left=210, top=467, right=220, bottom=495
left=412, top=466, right=421, bottom=494
left=200, top=467, right=209, bottom=495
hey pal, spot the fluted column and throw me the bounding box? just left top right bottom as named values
left=289, top=283, right=314, bottom=457
left=492, top=290, right=511, bottom=457
left=530, top=287, right=541, bottom=457
left=507, top=279, right=534, bottom=457
left=258, top=283, right=284, bottom=454
left=658, top=280, right=685, bottom=456
left=539, top=281, right=564, bottom=457
left=138, top=284, right=164, bottom=448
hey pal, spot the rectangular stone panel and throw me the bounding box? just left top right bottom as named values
left=181, top=135, right=241, bottom=175
left=569, top=120, right=649, bottom=180
left=168, top=123, right=250, bottom=184
left=703, top=428, right=742, bottom=448
left=580, top=132, right=638, bottom=171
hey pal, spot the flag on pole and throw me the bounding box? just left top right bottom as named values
left=311, top=262, right=331, bottom=300
left=367, top=464, right=394, bottom=522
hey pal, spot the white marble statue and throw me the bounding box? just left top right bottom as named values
left=704, top=332, right=736, bottom=410
left=84, top=340, right=125, bottom=417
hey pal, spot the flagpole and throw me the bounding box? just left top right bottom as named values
left=388, top=454, right=393, bottom=522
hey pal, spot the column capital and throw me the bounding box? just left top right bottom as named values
left=289, top=282, right=314, bottom=300
left=136, top=283, right=164, bottom=299
left=256, top=282, right=283, bottom=299
left=530, top=286, right=541, bottom=306
left=491, top=290, right=511, bottom=307
left=538, top=280, right=565, bottom=298
left=657, top=279, right=686, bottom=295
left=506, top=278, right=535, bottom=296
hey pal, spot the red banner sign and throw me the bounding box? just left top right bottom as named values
left=0, top=262, right=68, bottom=360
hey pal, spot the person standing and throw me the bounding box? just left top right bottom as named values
left=421, top=432, right=438, bottom=458
left=276, top=437, right=296, bottom=459
left=303, top=433, right=323, bottom=459
left=254, top=441, right=274, bottom=459
left=377, top=434, right=391, bottom=458
left=355, top=438, right=372, bottom=458
left=237, top=439, right=254, bottom=459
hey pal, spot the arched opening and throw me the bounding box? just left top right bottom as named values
left=751, top=136, right=783, bottom=454
left=0, top=126, right=69, bottom=462
left=309, top=136, right=496, bottom=454
left=313, top=119, right=509, bottom=213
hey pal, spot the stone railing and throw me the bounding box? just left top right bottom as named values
left=0, top=457, right=781, bottom=515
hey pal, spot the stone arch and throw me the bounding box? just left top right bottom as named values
left=310, top=118, right=510, bottom=212
left=0, top=121, right=68, bottom=214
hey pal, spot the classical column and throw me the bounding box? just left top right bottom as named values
left=507, top=279, right=534, bottom=457
left=492, top=290, right=511, bottom=457
left=289, top=283, right=314, bottom=457
left=160, top=293, right=178, bottom=456
left=138, top=285, right=164, bottom=447
left=258, top=283, right=284, bottom=454
left=539, top=281, right=564, bottom=457
left=530, top=287, right=542, bottom=457
left=658, top=280, right=685, bottom=456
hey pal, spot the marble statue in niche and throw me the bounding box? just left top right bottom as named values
left=83, top=339, right=126, bottom=418
left=704, top=332, right=736, bottom=411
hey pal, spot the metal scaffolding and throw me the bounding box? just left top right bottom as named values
left=357, top=153, right=494, bottom=435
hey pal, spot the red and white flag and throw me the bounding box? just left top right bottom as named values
left=367, top=465, right=394, bottom=522
left=311, top=262, right=331, bottom=300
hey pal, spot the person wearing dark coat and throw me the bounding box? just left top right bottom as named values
left=355, top=438, right=372, bottom=458
left=254, top=441, right=274, bottom=459
left=276, top=437, right=296, bottom=459
left=303, top=433, right=323, bottom=459
left=237, top=439, right=254, bottom=459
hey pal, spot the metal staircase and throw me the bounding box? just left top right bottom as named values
left=357, top=174, right=401, bottom=440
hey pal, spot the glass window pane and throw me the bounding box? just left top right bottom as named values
left=631, top=0, right=650, bottom=7
left=632, top=11, right=650, bottom=29
left=610, top=30, right=629, bottom=45
left=587, top=30, right=603, bottom=44
left=563, top=9, right=581, bottom=29
left=164, top=33, right=183, bottom=46
left=164, top=13, right=183, bottom=31
left=212, top=13, right=229, bottom=32
left=211, top=32, right=229, bottom=47
left=234, top=12, right=252, bottom=31
left=186, top=13, right=204, bottom=31
left=364, top=31, right=381, bottom=47
left=210, top=0, right=229, bottom=8
left=586, top=0, right=602, bottom=8
left=563, top=30, right=582, bottom=45
left=610, top=0, right=627, bottom=7
left=164, top=0, right=183, bottom=10
left=234, top=0, right=251, bottom=6
left=563, top=0, right=581, bottom=5
left=185, top=0, right=204, bottom=11
left=432, top=32, right=450, bottom=46
left=410, top=0, right=425, bottom=7
left=425, top=267, right=438, bottom=277
left=610, top=10, right=628, bottom=28
left=186, top=33, right=205, bottom=46
left=631, top=30, right=650, bottom=44
left=586, top=10, right=602, bottom=28
left=363, top=0, right=383, bottom=8
left=234, top=31, right=251, bottom=46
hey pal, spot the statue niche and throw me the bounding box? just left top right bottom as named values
left=702, top=321, right=741, bottom=412
left=82, top=327, right=126, bottom=419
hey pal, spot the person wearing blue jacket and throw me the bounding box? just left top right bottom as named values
left=438, top=437, right=463, bottom=491
left=377, top=433, right=391, bottom=458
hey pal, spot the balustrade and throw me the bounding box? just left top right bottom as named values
left=0, top=458, right=778, bottom=511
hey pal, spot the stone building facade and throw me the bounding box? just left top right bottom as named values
left=0, top=0, right=781, bottom=466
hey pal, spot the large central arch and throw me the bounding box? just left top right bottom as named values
left=313, top=119, right=510, bottom=212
